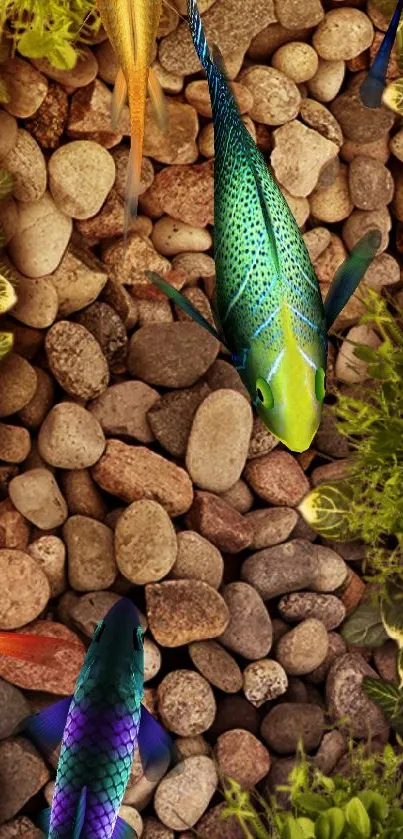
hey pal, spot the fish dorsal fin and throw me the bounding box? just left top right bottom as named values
left=111, top=68, right=128, bottom=131
left=72, top=786, right=87, bottom=839
left=324, top=229, right=382, bottom=330
left=19, top=696, right=73, bottom=758
left=36, top=807, right=52, bottom=835
left=148, top=66, right=168, bottom=133
left=111, top=815, right=137, bottom=839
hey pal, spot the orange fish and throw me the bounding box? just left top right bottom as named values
left=96, top=0, right=168, bottom=237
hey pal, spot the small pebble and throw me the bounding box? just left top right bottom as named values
left=240, top=66, right=301, bottom=126
left=3, top=128, right=47, bottom=203
left=9, top=469, right=68, bottom=530
left=313, top=9, right=373, bottom=61
left=115, top=500, right=177, bottom=585
left=146, top=580, right=229, bottom=647
left=27, top=536, right=66, bottom=598
left=244, top=450, right=309, bottom=506
left=128, top=323, right=219, bottom=389
left=89, top=382, right=160, bottom=443
left=170, top=531, right=223, bottom=590
left=8, top=192, right=72, bottom=278
left=241, top=539, right=319, bottom=600
left=326, top=653, right=389, bottom=738
left=243, top=659, right=288, bottom=707
left=215, top=729, right=270, bottom=788
left=0, top=620, right=84, bottom=694
left=147, top=382, right=210, bottom=458
left=45, top=321, right=110, bottom=399
left=38, top=403, right=105, bottom=469
left=220, top=582, right=273, bottom=660
left=185, top=491, right=253, bottom=553
left=48, top=140, right=115, bottom=219
left=0, top=679, right=30, bottom=740
left=245, top=507, right=299, bottom=549
left=63, top=515, right=117, bottom=591
left=158, top=670, right=216, bottom=736
left=276, top=618, right=330, bottom=675
left=0, top=738, right=49, bottom=823
left=154, top=755, right=217, bottom=830
left=261, top=703, right=325, bottom=754
left=189, top=640, right=243, bottom=693
left=278, top=592, right=346, bottom=630
left=1, top=57, right=48, bottom=118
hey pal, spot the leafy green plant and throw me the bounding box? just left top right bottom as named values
left=0, top=0, right=100, bottom=70
left=222, top=742, right=403, bottom=839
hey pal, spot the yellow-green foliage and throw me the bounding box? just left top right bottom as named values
left=221, top=743, right=403, bottom=839
left=0, top=0, right=100, bottom=69
left=0, top=171, right=17, bottom=360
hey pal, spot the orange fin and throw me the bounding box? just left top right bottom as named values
left=0, top=632, right=82, bottom=665
left=124, top=142, right=143, bottom=247
left=148, top=66, right=168, bottom=133
left=111, top=68, right=128, bottom=131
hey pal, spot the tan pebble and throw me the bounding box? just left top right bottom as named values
left=0, top=619, right=84, bottom=694
left=89, top=381, right=159, bottom=443
left=24, top=80, right=68, bottom=151
left=0, top=424, right=30, bottom=463
left=27, top=536, right=66, bottom=598
left=185, top=79, right=253, bottom=117
left=45, top=321, right=109, bottom=399
left=300, top=98, right=343, bottom=146
left=154, top=755, right=218, bottom=830
left=341, top=135, right=389, bottom=164
left=245, top=507, right=299, bottom=549
left=219, top=479, right=254, bottom=515
left=159, top=0, right=276, bottom=76
left=60, top=469, right=107, bottom=521
left=189, top=640, right=243, bottom=693
left=390, top=129, right=403, bottom=161
left=118, top=807, right=143, bottom=837
left=128, top=322, right=219, bottom=388
left=144, top=637, right=162, bottom=682
left=0, top=738, right=50, bottom=823
left=0, top=549, right=51, bottom=629
left=9, top=468, right=68, bottom=530
left=152, top=216, right=212, bottom=255
left=215, top=729, right=270, bottom=788
left=63, top=515, right=117, bottom=591
left=67, top=79, right=127, bottom=148
left=146, top=579, right=229, bottom=647
left=137, top=299, right=172, bottom=326
left=102, top=232, right=170, bottom=290
left=8, top=192, right=72, bottom=278
left=92, top=439, right=193, bottom=517
left=38, top=403, right=105, bottom=469
left=115, top=499, right=177, bottom=585
left=244, top=449, right=309, bottom=506
left=220, top=581, right=272, bottom=660
left=313, top=9, right=373, bottom=61
left=170, top=531, right=223, bottom=590
left=277, top=618, right=329, bottom=675
left=158, top=670, right=216, bottom=736
left=48, top=140, right=115, bottom=219
left=145, top=161, right=214, bottom=228
left=186, top=390, right=253, bottom=494
left=30, top=48, right=98, bottom=88
left=0, top=196, right=19, bottom=245
left=174, top=736, right=210, bottom=760
left=143, top=100, right=199, bottom=165
left=10, top=272, right=58, bottom=329
left=198, top=122, right=215, bottom=158
left=243, top=659, right=288, bottom=706
left=1, top=57, right=48, bottom=118
left=240, top=65, right=300, bottom=125
left=362, top=252, right=400, bottom=293
left=331, top=77, right=394, bottom=145
left=48, top=247, right=108, bottom=318
left=271, top=121, right=338, bottom=197
left=94, top=38, right=119, bottom=85
left=275, top=0, right=324, bottom=27
left=142, top=817, right=175, bottom=839
left=113, top=149, right=154, bottom=200
left=0, top=353, right=37, bottom=418
left=342, top=206, right=390, bottom=253
left=16, top=369, right=53, bottom=430
left=0, top=499, right=30, bottom=551
left=326, top=653, right=389, bottom=739
left=310, top=164, right=353, bottom=223
left=314, top=232, right=346, bottom=285
left=280, top=187, right=310, bottom=227
left=307, top=58, right=345, bottom=103
left=272, top=42, right=319, bottom=84
left=349, top=156, right=394, bottom=210
left=303, top=226, right=331, bottom=262
left=151, top=60, right=184, bottom=95
left=3, top=129, right=46, bottom=203
left=335, top=324, right=382, bottom=384
left=0, top=111, right=18, bottom=159
left=247, top=414, right=279, bottom=458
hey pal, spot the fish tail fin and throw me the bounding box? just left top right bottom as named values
left=360, top=0, right=403, bottom=108
left=148, top=66, right=168, bottom=133
left=187, top=0, right=213, bottom=75
left=111, top=68, right=128, bottom=131
left=124, top=67, right=149, bottom=248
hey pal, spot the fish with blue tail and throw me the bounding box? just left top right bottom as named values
left=0, top=598, right=181, bottom=839
left=147, top=0, right=381, bottom=454
left=360, top=0, right=403, bottom=108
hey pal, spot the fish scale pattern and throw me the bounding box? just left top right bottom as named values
left=49, top=676, right=141, bottom=839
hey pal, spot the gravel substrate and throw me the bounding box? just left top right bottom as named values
left=0, top=0, right=402, bottom=835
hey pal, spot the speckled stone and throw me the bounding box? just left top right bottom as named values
left=261, top=703, right=325, bottom=755
left=63, top=515, right=117, bottom=592
left=326, top=653, right=389, bottom=738
left=278, top=592, right=346, bottom=630
left=170, top=531, right=223, bottom=589
left=219, top=582, right=272, bottom=660
left=243, top=659, right=288, bottom=707
left=215, top=729, right=270, bottom=789
left=0, top=737, right=50, bottom=823
left=189, top=640, right=243, bottom=693
left=154, top=755, right=218, bottom=831
left=244, top=450, right=309, bottom=506
left=158, top=670, right=216, bottom=736
left=276, top=619, right=330, bottom=675
left=146, top=580, right=229, bottom=647
left=115, top=500, right=177, bottom=585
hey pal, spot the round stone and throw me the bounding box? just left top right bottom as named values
left=219, top=582, right=273, bottom=660
left=38, top=403, right=106, bottom=469
left=48, top=140, right=115, bottom=219
left=215, top=729, right=271, bottom=788
left=0, top=354, right=37, bottom=418
left=170, top=531, right=224, bottom=589
left=146, top=580, right=229, bottom=647
left=154, top=756, right=218, bottom=831
left=157, top=670, right=216, bottom=736
left=45, top=321, right=109, bottom=399
left=276, top=618, right=329, bottom=675
left=9, top=468, right=68, bottom=530
left=326, top=652, right=389, bottom=739
left=115, top=500, right=177, bottom=585
left=243, top=659, right=288, bottom=707
left=261, top=703, right=325, bottom=754
left=313, top=9, right=373, bottom=61
left=63, top=515, right=117, bottom=591
left=188, top=640, right=243, bottom=693
left=0, top=549, right=51, bottom=629
left=240, top=65, right=301, bottom=125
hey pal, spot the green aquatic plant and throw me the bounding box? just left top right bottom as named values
left=0, top=0, right=100, bottom=70
left=222, top=743, right=403, bottom=839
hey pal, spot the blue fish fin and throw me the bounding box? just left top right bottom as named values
left=360, top=0, right=403, bottom=108
left=324, top=229, right=382, bottom=330
left=19, top=696, right=72, bottom=758
left=72, top=786, right=87, bottom=839
left=138, top=704, right=184, bottom=781
left=146, top=271, right=223, bottom=344
left=111, top=816, right=137, bottom=839
left=36, top=807, right=51, bottom=834
left=187, top=0, right=213, bottom=74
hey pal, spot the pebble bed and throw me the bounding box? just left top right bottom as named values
left=0, top=0, right=402, bottom=836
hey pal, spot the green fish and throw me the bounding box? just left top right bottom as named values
left=148, top=0, right=381, bottom=453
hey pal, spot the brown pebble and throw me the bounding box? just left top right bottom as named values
left=215, top=729, right=270, bottom=789
left=147, top=382, right=211, bottom=458
left=115, top=499, right=177, bottom=585
left=46, top=321, right=109, bottom=399
left=348, top=155, right=394, bottom=210
left=146, top=580, right=229, bottom=647
left=9, top=468, right=68, bottom=530
left=0, top=738, right=49, bottom=824
left=220, top=582, right=273, bottom=660
left=59, top=469, right=107, bottom=521
left=244, top=450, right=309, bottom=506
left=128, top=322, right=219, bottom=388
left=158, top=669, right=216, bottom=735
left=0, top=424, right=31, bottom=464
left=185, top=491, right=253, bottom=553
left=189, top=640, right=243, bottom=693
left=0, top=353, right=37, bottom=418
left=0, top=499, right=30, bottom=550
left=38, top=403, right=105, bottom=469
left=90, top=381, right=160, bottom=444
left=170, top=531, right=223, bottom=589
left=261, top=702, right=325, bottom=755
left=64, top=515, right=117, bottom=591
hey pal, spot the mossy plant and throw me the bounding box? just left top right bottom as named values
left=221, top=742, right=403, bottom=839
left=0, top=0, right=100, bottom=70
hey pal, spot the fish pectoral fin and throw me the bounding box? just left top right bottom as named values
left=111, top=68, right=128, bottom=131
left=72, top=786, right=87, bottom=839
left=324, top=228, right=382, bottom=331
left=138, top=704, right=184, bottom=781
left=148, top=67, right=168, bottom=133
left=146, top=271, right=224, bottom=344
left=36, top=807, right=51, bottom=835
left=19, top=696, right=73, bottom=757
left=111, top=816, right=138, bottom=839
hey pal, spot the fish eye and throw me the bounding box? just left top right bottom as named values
left=255, top=377, right=274, bottom=409
left=315, top=367, right=326, bottom=402
left=93, top=622, right=105, bottom=643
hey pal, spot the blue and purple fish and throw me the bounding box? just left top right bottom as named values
left=0, top=598, right=180, bottom=839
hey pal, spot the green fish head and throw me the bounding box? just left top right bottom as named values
left=245, top=337, right=327, bottom=454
